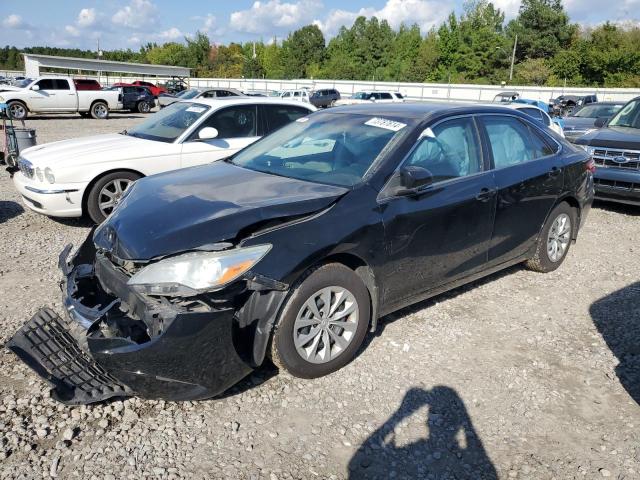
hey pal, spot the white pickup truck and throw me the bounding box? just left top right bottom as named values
left=0, top=77, right=121, bottom=120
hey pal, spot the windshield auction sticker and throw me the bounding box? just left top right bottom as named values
left=365, top=117, right=406, bottom=131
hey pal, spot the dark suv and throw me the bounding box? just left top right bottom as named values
left=108, top=85, right=155, bottom=113
left=575, top=96, right=640, bottom=206
left=310, top=88, right=341, bottom=108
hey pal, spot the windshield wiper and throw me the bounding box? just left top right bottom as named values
left=612, top=123, right=638, bottom=128
left=120, top=129, right=128, bottom=136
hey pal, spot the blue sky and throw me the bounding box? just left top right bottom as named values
left=1, top=0, right=638, bottom=50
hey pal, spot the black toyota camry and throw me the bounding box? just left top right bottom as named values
left=9, top=103, right=594, bottom=404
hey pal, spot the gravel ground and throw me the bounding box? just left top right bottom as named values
left=1, top=113, right=639, bottom=480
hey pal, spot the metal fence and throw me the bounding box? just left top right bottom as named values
left=3, top=69, right=640, bottom=104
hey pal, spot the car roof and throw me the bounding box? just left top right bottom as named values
left=181, top=97, right=317, bottom=110
left=330, top=102, right=541, bottom=120
left=500, top=103, right=547, bottom=112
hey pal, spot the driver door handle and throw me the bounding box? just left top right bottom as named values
left=476, top=187, right=497, bottom=202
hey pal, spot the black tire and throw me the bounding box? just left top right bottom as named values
left=270, top=263, right=370, bottom=379
left=90, top=101, right=109, bottom=119
left=7, top=101, right=28, bottom=120
left=86, top=171, right=141, bottom=224
left=137, top=101, right=151, bottom=113
left=525, top=202, right=576, bottom=273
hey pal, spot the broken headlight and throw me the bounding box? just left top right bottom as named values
left=127, top=244, right=271, bottom=296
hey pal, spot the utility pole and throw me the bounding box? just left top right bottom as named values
left=509, top=34, right=517, bottom=82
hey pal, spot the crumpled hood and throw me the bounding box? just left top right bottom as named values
left=94, top=161, right=349, bottom=261
left=20, top=134, right=165, bottom=170
left=577, top=126, right=640, bottom=150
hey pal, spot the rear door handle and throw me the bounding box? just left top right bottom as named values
left=476, top=187, right=497, bottom=202
left=547, top=167, right=561, bottom=178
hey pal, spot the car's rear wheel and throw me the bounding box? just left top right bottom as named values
left=270, top=263, right=370, bottom=378
left=86, top=171, right=140, bottom=223
left=7, top=101, right=27, bottom=120
left=526, top=202, right=576, bottom=273
left=137, top=101, right=151, bottom=113
left=90, top=101, right=109, bottom=119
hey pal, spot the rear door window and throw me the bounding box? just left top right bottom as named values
left=380, top=93, right=393, bottom=100
left=263, top=105, right=310, bottom=133
left=481, top=116, right=555, bottom=169
left=54, top=79, right=70, bottom=90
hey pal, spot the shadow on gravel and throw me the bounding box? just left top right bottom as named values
left=593, top=200, right=640, bottom=217
left=590, top=282, right=640, bottom=405
left=348, top=386, right=497, bottom=479
left=0, top=200, right=24, bottom=223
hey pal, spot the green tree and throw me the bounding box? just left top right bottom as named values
left=281, top=25, right=325, bottom=78
left=509, top=0, right=576, bottom=60
left=146, top=43, right=188, bottom=66
left=261, top=41, right=286, bottom=78
left=514, top=57, right=552, bottom=85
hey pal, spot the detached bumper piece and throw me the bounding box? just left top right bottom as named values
left=7, top=308, right=130, bottom=405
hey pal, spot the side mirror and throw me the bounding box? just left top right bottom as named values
left=594, top=117, right=608, bottom=128
left=198, top=127, right=219, bottom=140
left=396, top=166, right=434, bottom=195
left=31, top=85, right=40, bottom=91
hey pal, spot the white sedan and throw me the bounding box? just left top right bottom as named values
left=335, top=91, right=405, bottom=106
left=13, top=98, right=315, bottom=223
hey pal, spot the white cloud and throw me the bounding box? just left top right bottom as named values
left=64, top=25, right=81, bottom=37
left=491, top=0, right=521, bottom=19
left=230, top=0, right=323, bottom=34
left=159, top=27, right=183, bottom=40
left=2, top=14, right=25, bottom=29
left=112, top=0, right=158, bottom=29
left=77, top=8, right=97, bottom=27
left=314, top=0, right=450, bottom=37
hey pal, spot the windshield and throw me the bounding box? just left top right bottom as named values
left=608, top=100, right=640, bottom=129
left=17, top=79, right=32, bottom=88
left=573, top=104, right=624, bottom=119
left=354, top=92, right=370, bottom=100
left=231, top=113, right=409, bottom=187
left=126, top=102, right=210, bottom=143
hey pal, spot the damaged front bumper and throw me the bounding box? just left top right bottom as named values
left=7, top=234, right=286, bottom=405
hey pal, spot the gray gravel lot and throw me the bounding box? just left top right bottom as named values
left=1, top=113, right=639, bottom=479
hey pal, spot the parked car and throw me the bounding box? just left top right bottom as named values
left=107, top=85, right=155, bottom=113
left=12, top=98, right=315, bottom=223
left=502, top=103, right=565, bottom=137
left=7, top=103, right=594, bottom=404
left=0, top=76, right=121, bottom=120
left=164, top=78, right=187, bottom=94
left=158, top=87, right=244, bottom=108
left=310, top=88, right=341, bottom=108
left=574, top=96, right=640, bottom=206
left=279, top=89, right=312, bottom=103
left=563, top=102, right=625, bottom=142
left=335, top=91, right=404, bottom=106
left=131, top=80, right=167, bottom=98
left=73, top=79, right=102, bottom=91
left=493, top=91, right=520, bottom=103
left=550, top=94, right=598, bottom=117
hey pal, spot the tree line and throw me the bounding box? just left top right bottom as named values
left=2, top=0, right=640, bottom=87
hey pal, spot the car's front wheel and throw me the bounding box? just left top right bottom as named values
left=526, top=202, right=576, bottom=273
left=271, top=263, right=370, bottom=378
left=86, top=171, right=141, bottom=223
left=7, top=101, right=28, bottom=120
